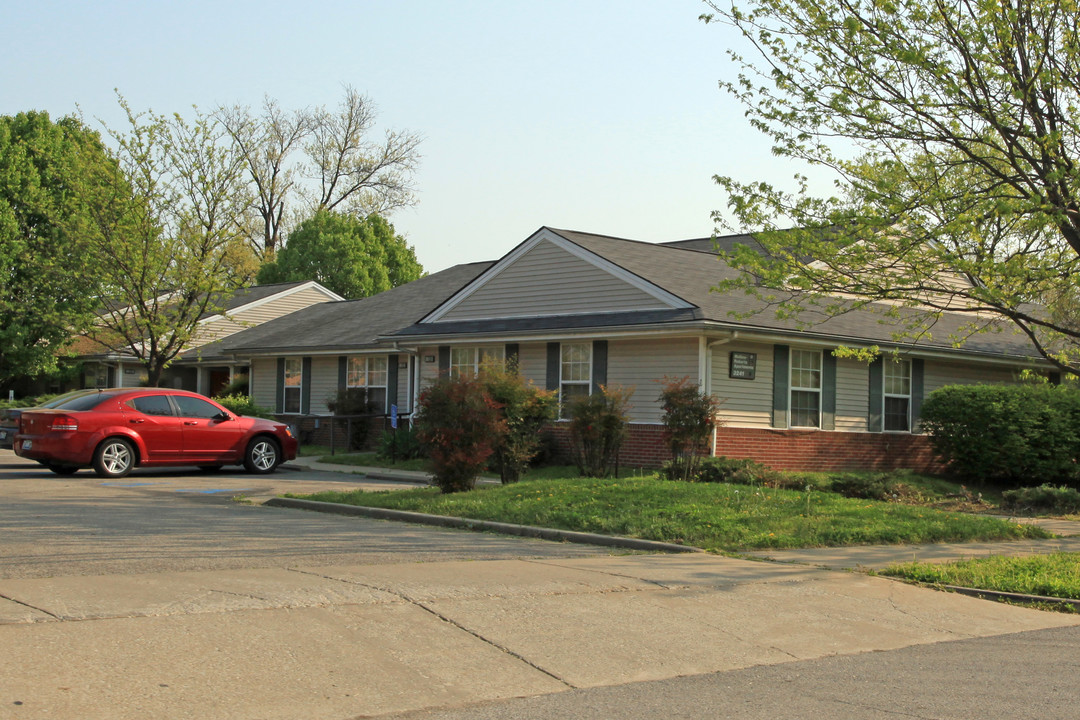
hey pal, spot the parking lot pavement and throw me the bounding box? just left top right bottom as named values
left=4, top=449, right=1080, bottom=720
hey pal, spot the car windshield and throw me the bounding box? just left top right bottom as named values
left=49, top=392, right=112, bottom=412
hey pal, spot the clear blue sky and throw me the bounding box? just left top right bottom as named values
left=3, top=0, right=813, bottom=273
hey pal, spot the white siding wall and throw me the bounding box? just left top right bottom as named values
left=835, top=358, right=869, bottom=432
left=194, top=287, right=336, bottom=346
left=608, top=338, right=699, bottom=423
left=710, top=342, right=774, bottom=428
left=440, top=240, right=670, bottom=320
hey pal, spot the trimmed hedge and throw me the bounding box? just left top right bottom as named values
left=919, top=384, right=1080, bottom=487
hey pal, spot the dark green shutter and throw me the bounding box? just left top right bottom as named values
left=868, top=357, right=884, bottom=432
left=822, top=350, right=837, bottom=431
left=301, top=357, right=312, bottom=414
left=387, top=354, right=399, bottom=411
left=910, top=358, right=925, bottom=433
left=591, top=340, right=608, bottom=394
left=546, top=343, right=560, bottom=391
left=438, top=346, right=450, bottom=375
left=338, top=356, right=347, bottom=391
left=505, top=343, right=519, bottom=371
left=772, top=345, right=789, bottom=429
left=275, top=358, right=285, bottom=414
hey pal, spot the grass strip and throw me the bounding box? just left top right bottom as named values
left=288, top=474, right=1048, bottom=552
left=880, top=553, right=1080, bottom=600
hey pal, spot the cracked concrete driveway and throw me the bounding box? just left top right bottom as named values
left=2, top=450, right=1079, bottom=719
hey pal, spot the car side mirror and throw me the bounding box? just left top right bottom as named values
left=214, top=411, right=232, bottom=422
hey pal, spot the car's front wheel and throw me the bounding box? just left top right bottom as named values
left=93, top=438, right=135, bottom=478
left=243, top=437, right=281, bottom=474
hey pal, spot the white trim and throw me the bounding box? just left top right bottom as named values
left=420, top=228, right=693, bottom=323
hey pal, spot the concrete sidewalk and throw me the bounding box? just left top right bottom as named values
left=4, top=554, right=1078, bottom=720
left=284, top=454, right=432, bottom=485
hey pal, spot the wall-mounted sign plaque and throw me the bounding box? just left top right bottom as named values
left=729, top=351, right=757, bottom=380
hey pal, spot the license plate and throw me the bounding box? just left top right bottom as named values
left=21, top=439, right=31, bottom=450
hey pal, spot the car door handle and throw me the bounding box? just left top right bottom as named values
left=129, top=419, right=145, bottom=424
left=184, top=421, right=199, bottom=426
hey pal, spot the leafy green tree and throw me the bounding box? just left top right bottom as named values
left=0, top=111, right=114, bottom=385
left=701, top=0, right=1080, bottom=375
left=256, top=209, right=423, bottom=299
left=84, top=97, right=254, bottom=387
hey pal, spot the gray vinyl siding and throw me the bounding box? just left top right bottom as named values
left=417, top=346, right=442, bottom=388
left=307, top=356, right=338, bottom=415
left=251, top=358, right=277, bottom=410
left=439, top=240, right=671, bottom=320
left=924, top=360, right=1019, bottom=394
left=608, top=338, right=699, bottom=423
left=710, top=342, right=773, bottom=428
left=518, top=343, right=548, bottom=384
left=396, top=359, right=411, bottom=414
left=835, top=358, right=869, bottom=432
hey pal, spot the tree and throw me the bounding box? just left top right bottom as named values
left=84, top=97, right=253, bottom=387
left=0, top=111, right=114, bottom=385
left=218, top=87, right=421, bottom=258
left=701, top=0, right=1080, bottom=374
left=256, top=210, right=423, bottom=299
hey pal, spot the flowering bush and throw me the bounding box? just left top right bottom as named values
left=482, top=365, right=559, bottom=483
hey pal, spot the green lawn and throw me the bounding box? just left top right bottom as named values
left=290, top=472, right=1048, bottom=552
left=880, top=553, right=1080, bottom=601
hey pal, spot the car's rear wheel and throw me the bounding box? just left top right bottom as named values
left=93, top=438, right=135, bottom=478
left=47, top=464, right=79, bottom=476
left=243, top=436, right=280, bottom=474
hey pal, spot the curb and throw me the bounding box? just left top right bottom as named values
left=264, top=497, right=705, bottom=554
left=939, top=584, right=1080, bottom=610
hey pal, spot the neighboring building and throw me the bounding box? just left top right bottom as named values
left=214, top=228, right=1052, bottom=471
left=60, top=281, right=343, bottom=397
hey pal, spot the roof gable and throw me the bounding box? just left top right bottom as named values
left=423, top=228, right=693, bottom=323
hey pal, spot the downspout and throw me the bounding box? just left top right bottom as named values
left=704, top=332, right=739, bottom=457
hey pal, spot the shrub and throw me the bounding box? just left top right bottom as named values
left=693, top=456, right=786, bottom=486
left=568, top=385, right=633, bottom=478
left=415, top=375, right=505, bottom=493
left=828, top=472, right=899, bottom=501
left=376, top=424, right=425, bottom=462
left=213, top=393, right=276, bottom=419
left=920, top=384, right=1080, bottom=487
left=217, top=373, right=250, bottom=396
left=659, top=376, right=723, bottom=481
left=482, top=365, right=558, bottom=483
left=1002, top=484, right=1080, bottom=514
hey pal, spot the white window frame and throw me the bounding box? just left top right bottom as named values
left=347, top=355, right=389, bottom=412
left=883, top=358, right=912, bottom=432
left=789, top=349, right=821, bottom=428
left=559, top=342, right=592, bottom=419
left=283, top=357, right=302, bottom=414
left=449, top=345, right=505, bottom=379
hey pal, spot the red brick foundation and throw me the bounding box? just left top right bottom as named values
left=547, top=422, right=945, bottom=473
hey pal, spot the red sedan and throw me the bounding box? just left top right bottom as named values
left=14, top=388, right=298, bottom=478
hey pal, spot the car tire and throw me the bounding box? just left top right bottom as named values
left=244, top=436, right=280, bottom=474
left=93, top=438, right=135, bottom=478
left=47, top=464, right=79, bottom=476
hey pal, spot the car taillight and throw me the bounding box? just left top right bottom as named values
left=50, top=415, right=78, bottom=432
